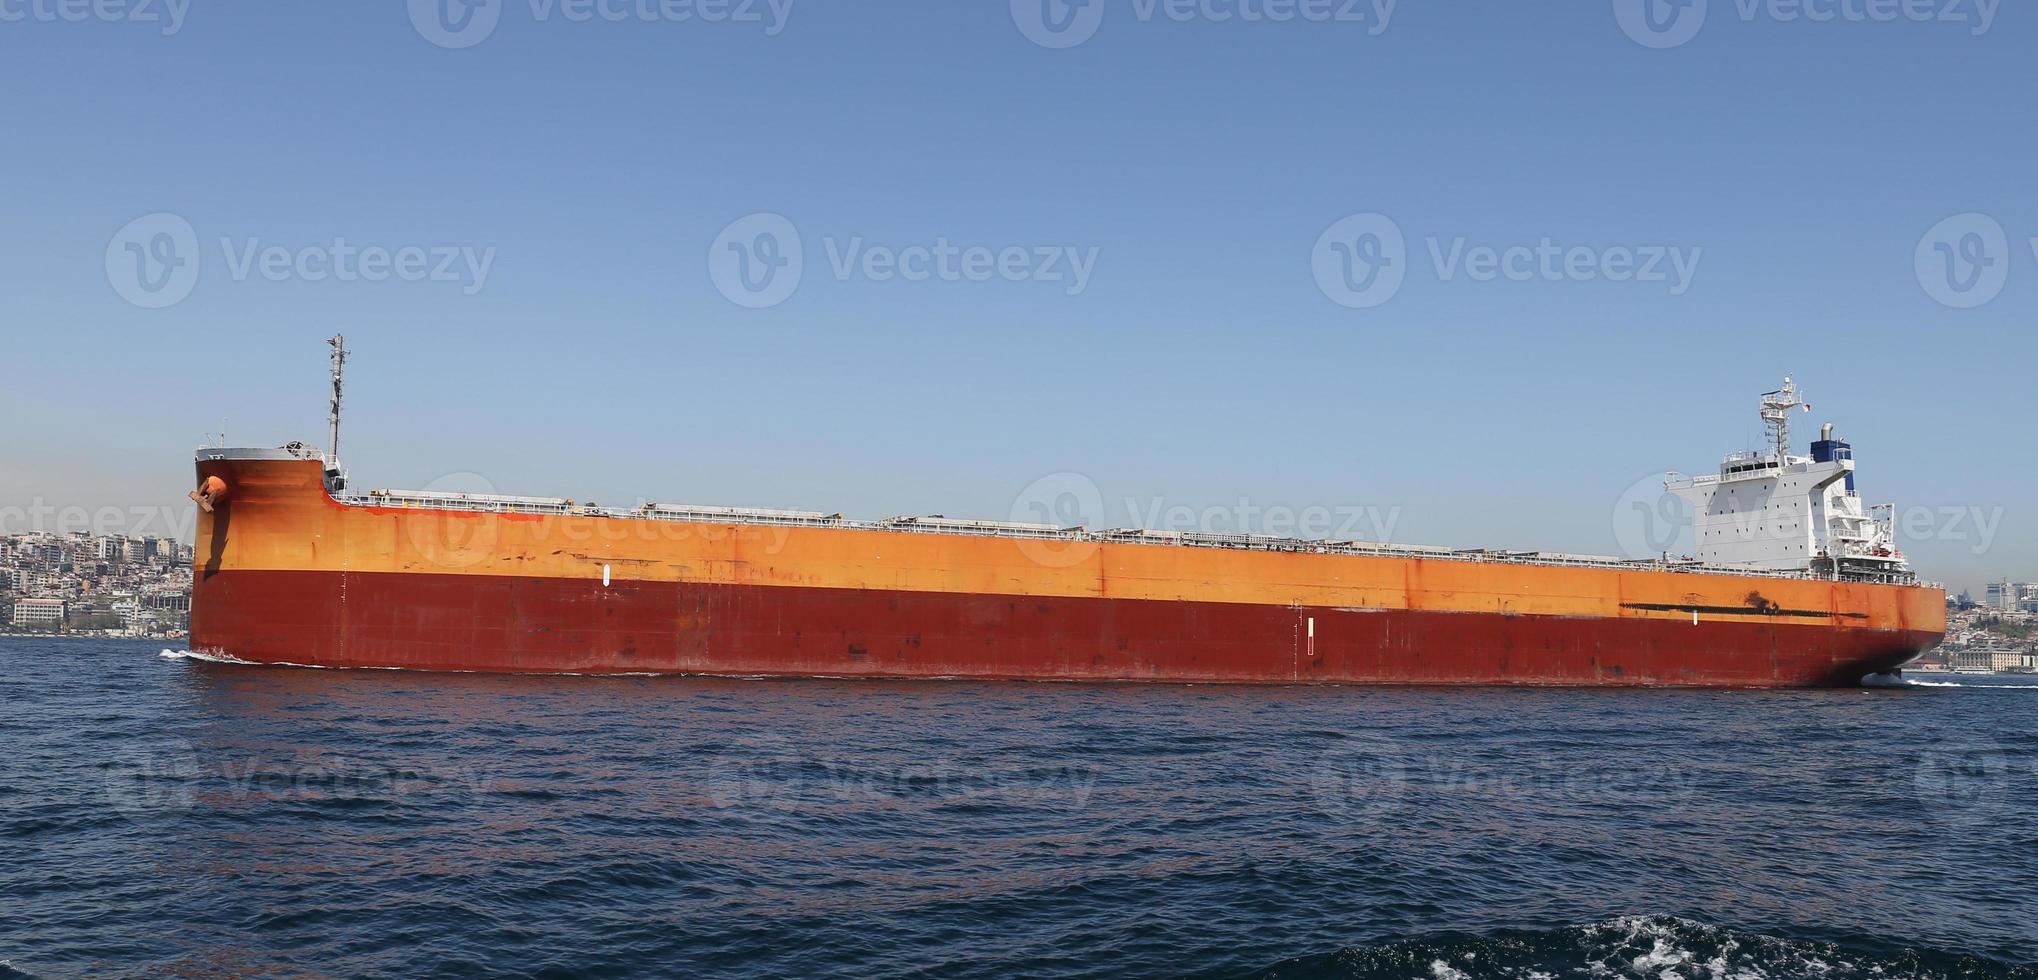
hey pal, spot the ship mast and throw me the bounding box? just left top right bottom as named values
left=327, top=335, right=349, bottom=486
left=1759, top=377, right=1805, bottom=462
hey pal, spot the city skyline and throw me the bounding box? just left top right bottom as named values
left=0, top=529, right=191, bottom=637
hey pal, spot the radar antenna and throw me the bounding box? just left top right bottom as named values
left=327, top=335, right=349, bottom=485
left=1758, top=376, right=1809, bottom=462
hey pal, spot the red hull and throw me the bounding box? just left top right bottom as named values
left=191, top=569, right=1931, bottom=687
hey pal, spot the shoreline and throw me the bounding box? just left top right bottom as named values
left=0, top=633, right=187, bottom=642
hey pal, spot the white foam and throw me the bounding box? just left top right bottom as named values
left=1631, top=937, right=1691, bottom=972
left=158, top=650, right=687, bottom=678
left=160, top=649, right=347, bottom=670
left=159, top=648, right=263, bottom=666
left=1876, top=675, right=2038, bottom=690
left=1427, top=959, right=1471, bottom=980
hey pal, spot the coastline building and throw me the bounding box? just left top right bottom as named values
left=0, top=530, right=194, bottom=637
left=10, top=598, right=67, bottom=629
left=1983, top=580, right=2036, bottom=611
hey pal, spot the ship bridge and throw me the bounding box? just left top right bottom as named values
left=1665, top=378, right=1912, bottom=585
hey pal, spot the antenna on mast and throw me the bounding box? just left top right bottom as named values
left=1758, top=376, right=1809, bottom=463
left=327, top=335, right=349, bottom=488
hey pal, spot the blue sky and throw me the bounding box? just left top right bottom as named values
left=0, top=0, right=2031, bottom=592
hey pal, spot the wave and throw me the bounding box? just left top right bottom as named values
left=157, top=650, right=667, bottom=678
left=159, top=648, right=268, bottom=666
left=1864, top=672, right=2038, bottom=691
left=1248, top=915, right=2035, bottom=979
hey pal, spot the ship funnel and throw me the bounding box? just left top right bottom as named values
left=1821, top=422, right=1833, bottom=441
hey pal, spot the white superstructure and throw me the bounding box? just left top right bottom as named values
left=1666, top=378, right=1912, bottom=584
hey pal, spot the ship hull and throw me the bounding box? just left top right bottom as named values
left=193, top=569, right=1935, bottom=686
left=187, top=456, right=1946, bottom=688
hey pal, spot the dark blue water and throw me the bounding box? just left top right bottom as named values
left=3, top=638, right=2035, bottom=979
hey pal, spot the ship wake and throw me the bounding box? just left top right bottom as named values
left=160, top=648, right=268, bottom=666
left=1248, top=914, right=2031, bottom=979
left=1864, top=672, right=2038, bottom=690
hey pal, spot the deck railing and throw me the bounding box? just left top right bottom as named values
left=331, top=488, right=1939, bottom=586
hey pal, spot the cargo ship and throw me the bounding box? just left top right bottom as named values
left=186, top=340, right=1943, bottom=686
